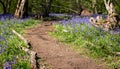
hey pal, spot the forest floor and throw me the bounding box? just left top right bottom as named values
left=24, top=21, right=104, bottom=69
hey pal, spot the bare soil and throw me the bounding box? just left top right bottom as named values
left=24, top=21, right=104, bottom=69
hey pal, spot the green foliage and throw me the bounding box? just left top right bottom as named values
left=53, top=23, right=120, bottom=57
left=0, top=19, right=40, bottom=68
left=29, top=0, right=120, bottom=15
left=13, top=60, right=31, bottom=69
left=0, top=0, right=17, bottom=14
left=0, top=0, right=120, bottom=15
left=52, top=23, right=120, bottom=68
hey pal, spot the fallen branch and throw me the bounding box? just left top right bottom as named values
left=113, top=52, right=120, bottom=55
left=12, top=29, right=27, bottom=43
left=12, top=29, right=31, bottom=48
left=12, top=29, right=39, bottom=69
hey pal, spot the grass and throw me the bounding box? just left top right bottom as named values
left=51, top=23, right=120, bottom=69
left=0, top=18, right=40, bottom=69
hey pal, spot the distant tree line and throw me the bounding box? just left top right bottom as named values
left=0, top=0, right=120, bottom=18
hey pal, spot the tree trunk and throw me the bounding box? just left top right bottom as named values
left=14, top=0, right=28, bottom=18
left=104, top=0, right=119, bottom=29
left=7, top=0, right=12, bottom=13
left=14, top=0, right=22, bottom=18
left=75, top=0, right=82, bottom=15
left=92, top=0, right=97, bottom=14
left=43, top=0, right=53, bottom=17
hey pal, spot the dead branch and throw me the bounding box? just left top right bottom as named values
left=12, top=29, right=39, bottom=69
left=104, top=0, right=116, bottom=15
left=12, top=29, right=33, bottom=49
left=113, top=52, right=120, bottom=56
left=12, top=29, right=29, bottom=46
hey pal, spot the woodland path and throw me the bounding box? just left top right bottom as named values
left=24, top=21, right=104, bottom=69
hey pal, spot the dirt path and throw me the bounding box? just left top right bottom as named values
left=24, top=21, right=104, bottom=69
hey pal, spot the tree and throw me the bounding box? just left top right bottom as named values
left=14, top=0, right=28, bottom=18
left=92, top=0, right=97, bottom=14
left=41, top=0, right=53, bottom=17
left=75, top=0, right=82, bottom=14
left=0, top=0, right=14, bottom=14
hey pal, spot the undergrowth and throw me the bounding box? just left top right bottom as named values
left=51, top=23, right=120, bottom=69
left=0, top=18, right=40, bottom=69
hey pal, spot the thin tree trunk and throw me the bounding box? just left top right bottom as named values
left=5, top=0, right=8, bottom=13
left=7, top=0, right=12, bottom=13
left=14, top=0, right=28, bottom=18
left=76, top=0, right=79, bottom=11
left=14, top=0, right=21, bottom=18
left=75, top=0, right=82, bottom=15
left=24, top=0, right=28, bottom=17
left=43, top=0, right=53, bottom=17
left=92, top=0, right=97, bottom=14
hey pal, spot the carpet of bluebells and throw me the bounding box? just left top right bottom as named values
left=0, top=14, right=39, bottom=69
left=51, top=14, right=120, bottom=68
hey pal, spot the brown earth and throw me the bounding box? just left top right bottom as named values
left=24, top=21, right=104, bottom=69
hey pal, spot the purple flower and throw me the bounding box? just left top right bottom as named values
left=1, top=17, right=5, bottom=21
left=0, top=14, right=14, bottom=21
left=3, top=62, right=12, bottom=69
left=0, top=36, right=5, bottom=41
left=58, top=16, right=91, bottom=26
left=49, top=13, right=72, bottom=17
left=0, top=45, right=7, bottom=54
